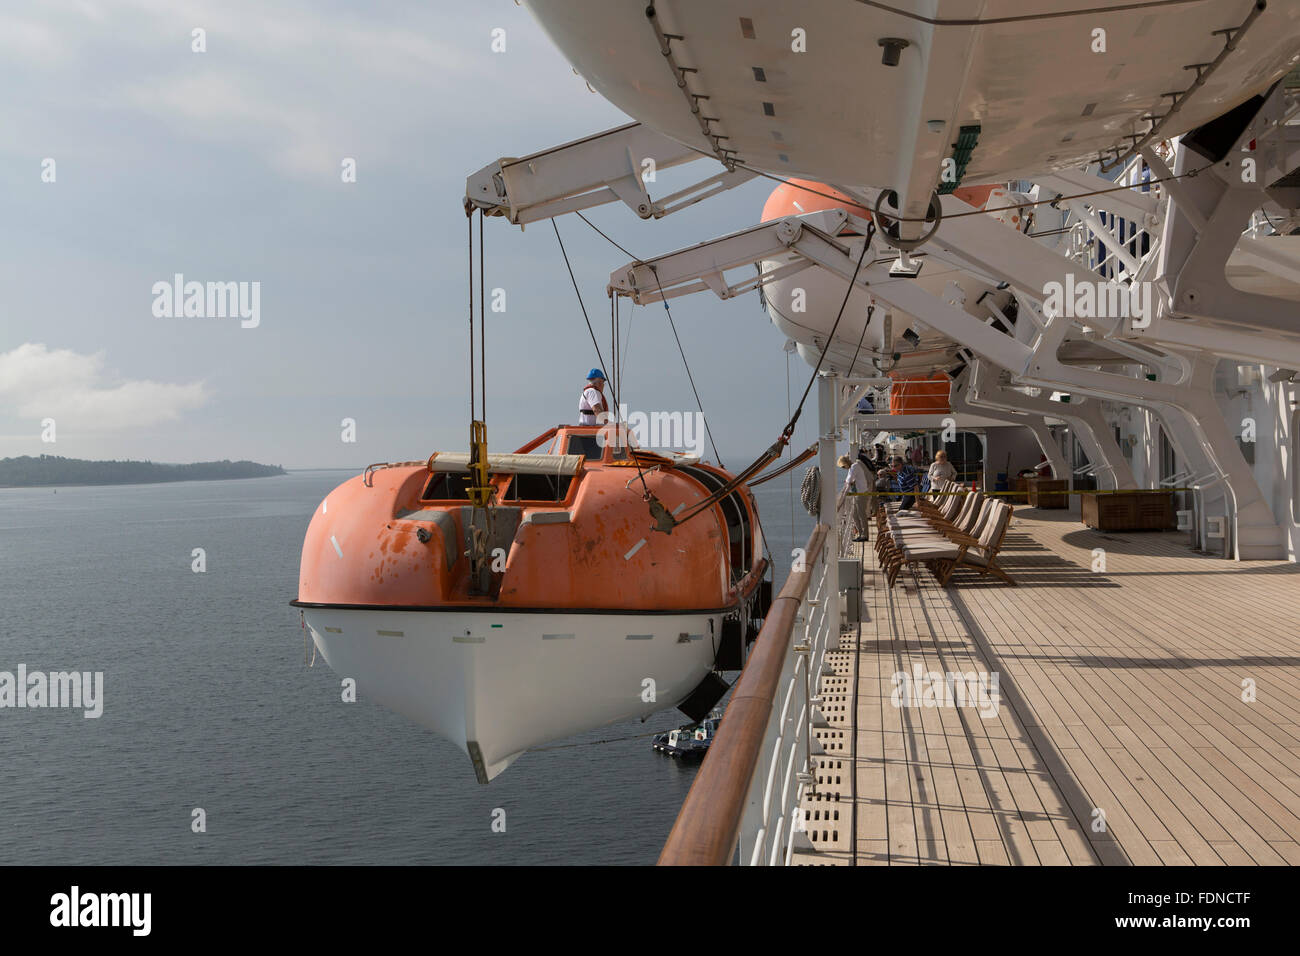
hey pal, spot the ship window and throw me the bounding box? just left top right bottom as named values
left=565, top=434, right=603, bottom=460
left=421, top=472, right=473, bottom=500
left=501, top=473, right=573, bottom=502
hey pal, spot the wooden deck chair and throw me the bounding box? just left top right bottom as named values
left=890, top=491, right=983, bottom=545
left=916, top=482, right=963, bottom=521
left=934, top=501, right=1017, bottom=586
left=883, top=499, right=995, bottom=587
left=879, top=491, right=977, bottom=558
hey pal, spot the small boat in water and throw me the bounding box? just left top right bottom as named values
left=653, top=711, right=722, bottom=760
left=293, top=424, right=769, bottom=782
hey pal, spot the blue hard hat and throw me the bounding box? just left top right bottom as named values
left=587, top=368, right=606, bottom=381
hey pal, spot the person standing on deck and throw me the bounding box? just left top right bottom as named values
left=892, top=455, right=920, bottom=511
left=578, top=369, right=609, bottom=426
left=928, top=450, right=957, bottom=486
left=838, top=454, right=872, bottom=543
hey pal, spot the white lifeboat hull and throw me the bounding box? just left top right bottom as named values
left=303, top=607, right=722, bottom=782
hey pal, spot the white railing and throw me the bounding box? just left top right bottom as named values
left=1059, top=157, right=1160, bottom=286
left=658, top=523, right=834, bottom=866
left=739, top=558, right=835, bottom=865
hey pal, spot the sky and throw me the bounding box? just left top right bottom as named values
left=0, top=0, right=819, bottom=470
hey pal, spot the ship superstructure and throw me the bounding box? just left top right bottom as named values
left=446, top=0, right=1300, bottom=864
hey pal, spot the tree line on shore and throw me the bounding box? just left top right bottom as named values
left=0, top=455, right=287, bottom=487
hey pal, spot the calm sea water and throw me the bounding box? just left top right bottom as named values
left=0, top=470, right=812, bottom=865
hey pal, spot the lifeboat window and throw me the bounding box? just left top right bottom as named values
left=565, top=434, right=603, bottom=460
left=501, top=472, right=573, bottom=502
left=420, top=472, right=474, bottom=501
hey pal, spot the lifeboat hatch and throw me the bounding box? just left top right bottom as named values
left=678, top=671, right=730, bottom=723
left=459, top=506, right=522, bottom=598
left=715, top=617, right=745, bottom=671
left=393, top=508, right=459, bottom=568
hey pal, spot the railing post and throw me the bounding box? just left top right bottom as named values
left=817, top=372, right=841, bottom=646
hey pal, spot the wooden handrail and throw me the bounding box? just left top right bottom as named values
left=658, top=523, right=830, bottom=866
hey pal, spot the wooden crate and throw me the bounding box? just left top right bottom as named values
left=1026, top=478, right=1068, bottom=508
left=1080, top=490, right=1175, bottom=531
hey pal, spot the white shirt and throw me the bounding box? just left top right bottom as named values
left=578, top=385, right=606, bottom=425
left=844, top=460, right=871, bottom=493
left=928, top=460, right=957, bottom=483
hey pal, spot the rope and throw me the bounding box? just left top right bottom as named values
left=568, top=213, right=640, bottom=396
left=620, top=302, right=636, bottom=391
left=551, top=217, right=652, bottom=498
left=575, top=210, right=639, bottom=260
left=786, top=221, right=876, bottom=433
left=852, top=0, right=1201, bottom=26
left=530, top=729, right=664, bottom=752
left=673, top=442, right=786, bottom=525
left=800, top=464, right=820, bottom=518
left=610, top=292, right=618, bottom=413
left=846, top=304, right=876, bottom=378
left=650, top=221, right=873, bottom=530
left=551, top=219, right=614, bottom=401
left=648, top=267, right=725, bottom=468
left=749, top=442, right=818, bottom=486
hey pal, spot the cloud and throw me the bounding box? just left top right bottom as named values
left=0, top=343, right=208, bottom=430
left=0, top=0, right=549, bottom=181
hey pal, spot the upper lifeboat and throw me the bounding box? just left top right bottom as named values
left=293, top=423, right=769, bottom=782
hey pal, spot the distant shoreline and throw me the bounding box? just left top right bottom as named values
left=0, top=455, right=287, bottom=488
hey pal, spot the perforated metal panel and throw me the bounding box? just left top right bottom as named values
left=792, top=641, right=857, bottom=864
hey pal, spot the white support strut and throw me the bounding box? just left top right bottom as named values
left=465, top=121, right=756, bottom=225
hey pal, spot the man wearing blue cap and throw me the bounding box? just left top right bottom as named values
left=578, top=369, right=609, bottom=425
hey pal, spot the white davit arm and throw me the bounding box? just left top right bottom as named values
left=606, top=209, right=1037, bottom=376
left=464, top=121, right=756, bottom=226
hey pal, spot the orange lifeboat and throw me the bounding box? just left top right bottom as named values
left=293, top=424, right=769, bottom=782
